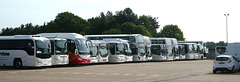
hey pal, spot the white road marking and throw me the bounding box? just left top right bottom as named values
left=70, top=72, right=81, bottom=74
left=150, top=74, right=160, bottom=77
left=123, top=74, right=132, bottom=76
left=110, top=73, right=119, bottom=75
left=83, top=73, right=93, bottom=74
left=96, top=73, right=106, bottom=75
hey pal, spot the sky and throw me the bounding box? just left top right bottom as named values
left=0, top=0, right=239, bottom=43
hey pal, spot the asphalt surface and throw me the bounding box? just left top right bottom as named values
left=0, top=60, right=240, bottom=82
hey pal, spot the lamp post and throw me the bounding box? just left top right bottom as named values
left=224, top=14, right=229, bottom=43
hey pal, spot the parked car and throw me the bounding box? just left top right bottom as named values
left=213, top=55, right=239, bottom=73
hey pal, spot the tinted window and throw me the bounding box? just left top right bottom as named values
left=216, top=57, right=229, bottom=61
left=89, top=45, right=98, bottom=57
left=179, top=45, right=186, bottom=55
left=151, top=45, right=161, bottom=55
left=188, top=44, right=193, bottom=53
left=99, top=45, right=108, bottom=57
left=130, top=44, right=137, bottom=54
left=36, top=40, right=51, bottom=58
left=50, top=40, right=55, bottom=55
left=76, top=39, right=90, bottom=54
left=192, top=44, right=197, bottom=53
left=129, top=37, right=136, bottom=43
left=88, top=36, right=136, bottom=43
left=167, top=49, right=173, bottom=56
left=55, top=40, right=67, bottom=55
left=151, top=40, right=165, bottom=44
left=198, top=45, right=203, bottom=54
left=174, top=47, right=179, bottom=56
left=0, top=39, right=34, bottom=55
left=109, top=43, right=116, bottom=55
left=116, top=43, right=124, bottom=55
left=67, top=40, right=76, bottom=53
left=184, top=45, right=188, bottom=54
left=172, top=39, right=178, bottom=45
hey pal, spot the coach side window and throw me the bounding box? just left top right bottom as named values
left=0, top=40, right=34, bottom=55
left=26, top=41, right=34, bottom=55
left=67, top=40, right=76, bottom=53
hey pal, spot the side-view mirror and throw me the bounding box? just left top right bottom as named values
left=74, top=49, right=78, bottom=55
left=90, top=51, right=93, bottom=55
left=147, top=51, right=150, bottom=54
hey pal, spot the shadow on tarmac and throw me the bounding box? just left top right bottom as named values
left=207, top=71, right=240, bottom=75
left=0, top=59, right=206, bottom=71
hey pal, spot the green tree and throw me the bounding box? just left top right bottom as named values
left=118, top=22, right=151, bottom=36
left=102, top=28, right=122, bottom=34
left=86, top=7, right=159, bottom=37
left=0, top=27, right=13, bottom=35
left=216, top=41, right=227, bottom=46
left=0, top=23, right=38, bottom=35
left=115, top=8, right=138, bottom=24
left=206, top=41, right=227, bottom=49
left=47, top=12, right=90, bottom=34
left=87, top=11, right=116, bottom=35
left=118, top=22, right=136, bottom=34
left=23, top=23, right=34, bottom=34
left=157, top=24, right=185, bottom=41
left=0, top=8, right=160, bottom=37
left=134, top=25, right=151, bottom=37
left=137, top=15, right=159, bottom=37
left=206, top=42, right=216, bottom=49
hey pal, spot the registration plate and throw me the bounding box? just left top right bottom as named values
left=218, top=62, right=225, bottom=64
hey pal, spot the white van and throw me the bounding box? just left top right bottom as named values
left=215, top=43, right=240, bottom=59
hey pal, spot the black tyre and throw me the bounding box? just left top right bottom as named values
left=14, top=59, right=22, bottom=69
left=213, top=70, right=216, bottom=74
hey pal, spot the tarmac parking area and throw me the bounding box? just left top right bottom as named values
left=1, top=60, right=240, bottom=82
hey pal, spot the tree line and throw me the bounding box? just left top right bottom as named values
left=0, top=8, right=185, bottom=41
left=206, top=41, right=227, bottom=49
left=0, top=7, right=228, bottom=49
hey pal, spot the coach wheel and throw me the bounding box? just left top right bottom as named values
left=14, top=59, right=22, bottom=69
left=213, top=70, right=216, bottom=74
left=201, top=56, right=204, bottom=60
